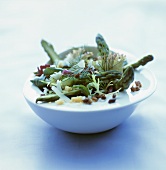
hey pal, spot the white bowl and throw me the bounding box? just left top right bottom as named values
left=23, top=46, right=156, bottom=134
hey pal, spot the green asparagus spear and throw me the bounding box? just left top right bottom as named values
left=96, top=34, right=109, bottom=57
left=124, top=55, right=154, bottom=70
left=95, top=70, right=122, bottom=80
left=99, top=74, right=121, bottom=81
left=96, top=34, right=110, bottom=71
left=114, top=66, right=134, bottom=91
left=36, top=94, right=59, bottom=103
left=61, top=77, right=91, bottom=89
left=36, top=89, right=82, bottom=103
left=41, top=40, right=60, bottom=64
left=96, top=34, right=125, bottom=72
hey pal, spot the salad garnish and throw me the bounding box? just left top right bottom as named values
left=31, top=34, right=154, bottom=105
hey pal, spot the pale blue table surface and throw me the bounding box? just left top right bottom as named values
left=0, top=0, right=166, bottom=169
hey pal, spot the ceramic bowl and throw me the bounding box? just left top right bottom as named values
left=23, top=46, right=156, bottom=134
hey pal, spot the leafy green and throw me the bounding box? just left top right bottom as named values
left=69, top=60, right=85, bottom=74
left=87, top=74, right=101, bottom=94
left=43, top=67, right=63, bottom=76
left=108, top=53, right=126, bottom=73
left=73, top=85, right=90, bottom=97
left=31, top=75, right=47, bottom=91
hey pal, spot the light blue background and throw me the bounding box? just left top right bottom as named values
left=0, top=0, right=165, bottom=169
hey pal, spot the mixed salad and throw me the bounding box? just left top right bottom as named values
left=31, top=34, right=154, bottom=105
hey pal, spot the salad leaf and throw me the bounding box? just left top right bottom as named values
left=30, top=75, right=47, bottom=91
left=87, top=74, right=101, bottom=94
left=69, top=60, right=85, bottom=74
left=73, top=85, right=90, bottom=97
left=108, top=53, right=126, bottom=73
left=43, top=67, right=63, bottom=76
